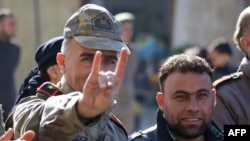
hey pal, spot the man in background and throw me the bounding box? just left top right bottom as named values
left=0, top=8, right=20, bottom=120
left=213, top=6, right=250, bottom=131
left=15, top=36, right=63, bottom=105
left=184, top=37, right=233, bottom=80
left=113, top=12, right=140, bottom=134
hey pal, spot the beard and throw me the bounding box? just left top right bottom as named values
left=166, top=119, right=209, bottom=139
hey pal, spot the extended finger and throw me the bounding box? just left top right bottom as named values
left=115, top=47, right=129, bottom=78
left=90, top=51, right=102, bottom=76
left=19, top=130, right=35, bottom=141
left=0, top=128, right=13, bottom=140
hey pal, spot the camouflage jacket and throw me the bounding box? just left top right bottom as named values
left=5, top=78, right=127, bottom=141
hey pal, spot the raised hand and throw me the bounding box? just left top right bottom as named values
left=77, top=47, right=129, bottom=118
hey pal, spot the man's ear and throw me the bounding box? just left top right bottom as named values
left=156, top=92, right=165, bottom=111
left=239, top=36, right=250, bottom=53
left=56, top=53, right=65, bottom=73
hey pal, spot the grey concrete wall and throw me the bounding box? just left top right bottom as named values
left=172, top=0, right=246, bottom=48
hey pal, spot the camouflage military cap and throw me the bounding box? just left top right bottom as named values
left=63, top=4, right=130, bottom=53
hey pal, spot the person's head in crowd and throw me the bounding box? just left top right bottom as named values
left=115, top=12, right=135, bottom=44
left=35, top=36, right=63, bottom=84
left=184, top=38, right=232, bottom=69
left=234, top=6, right=250, bottom=58
left=157, top=54, right=216, bottom=140
left=0, top=8, right=17, bottom=41
left=16, top=36, right=63, bottom=104
left=57, top=4, right=130, bottom=92
left=206, top=37, right=232, bottom=68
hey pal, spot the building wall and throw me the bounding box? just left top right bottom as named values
left=171, top=0, right=249, bottom=66
left=0, top=0, right=81, bottom=93
left=172, top=0, right=246, bottom=49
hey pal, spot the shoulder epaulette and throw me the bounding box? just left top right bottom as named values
left=110, top=113, right=128, bottom=136
left=37, top=82, right=62, bottom=97
left=213, top=71, right=243, bottom=88
left=128, top=124, right=157, bottom=140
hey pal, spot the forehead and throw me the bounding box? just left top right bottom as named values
left=163, top=72, right=212, bottom=92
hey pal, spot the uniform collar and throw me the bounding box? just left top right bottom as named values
left=238, top=56, right=250, bottom=79
left=56, top=76, right=75, bottom=94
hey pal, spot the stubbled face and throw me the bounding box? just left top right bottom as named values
left=59, top=39, right=118, bottom=91
left=0, top=16, right=17, bottom=39
left=156, top=72, right=216, bottom=139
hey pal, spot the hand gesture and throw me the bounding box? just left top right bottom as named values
left=77, top=47, right=128, bottom=118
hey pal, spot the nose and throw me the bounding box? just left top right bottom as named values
left=186, top=97, right=200, bottom=113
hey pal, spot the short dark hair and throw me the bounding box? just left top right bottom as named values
left=159, top=54, right=213, bottom=92
left=207, top=37, right=232, bottom=56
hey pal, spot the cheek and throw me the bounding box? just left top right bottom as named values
left=199, top=100, right=214, bottom=116
left=162, top=103, right=180, bottom=123
left=163, top=101, right=181, bottom=117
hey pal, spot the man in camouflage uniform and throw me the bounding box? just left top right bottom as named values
left=5, top=4, right=130, bottom=141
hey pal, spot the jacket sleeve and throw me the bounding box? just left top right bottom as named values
left=12, top=92, right=103, bottom=141
left=212, top=89, right=236, bottom=131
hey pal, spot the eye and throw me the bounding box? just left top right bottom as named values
left=81, top=56, right=93, bottom=62
left=175, top=95, right=187, bottom=101
left=198, top=92, right=209, bottom=99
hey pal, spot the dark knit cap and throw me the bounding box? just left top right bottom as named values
left=35, top=36, right=63, bottom=71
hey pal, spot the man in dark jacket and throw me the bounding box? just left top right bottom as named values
left=184, top=37, right=233, bottom=81
left=212, top=6, right=250, bottom=131
left=129, top=54, right=224, bottom=141
left=0, top=8, right=20, bottom=120
left=15, top=36, right=63, bottom=105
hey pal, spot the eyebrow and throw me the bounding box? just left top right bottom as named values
left=174, top=88, right=210, bottom=95
left=79, top=52, right=95, bottom=58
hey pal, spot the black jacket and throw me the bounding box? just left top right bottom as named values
left=128, top=109, right=224, bottom=141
